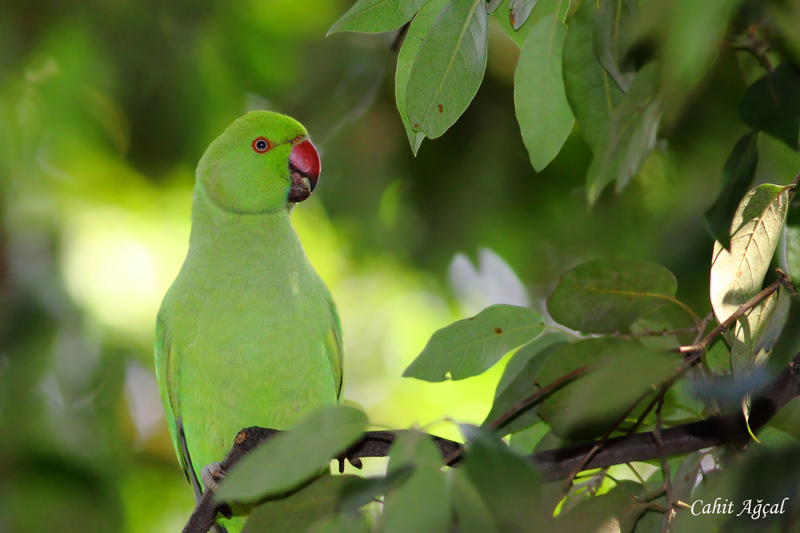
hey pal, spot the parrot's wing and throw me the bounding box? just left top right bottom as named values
left=155, top=315, right=203, bottom=501
left=327, top=299, right=344, bottom=401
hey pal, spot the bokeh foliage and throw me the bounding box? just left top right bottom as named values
left=2, top=0, right=800, bottom=531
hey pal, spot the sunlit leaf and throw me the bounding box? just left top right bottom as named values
left=593, top=0, right=637, bottom=92
left=510, top=0, right=537, bottom=30
left=328, top=0, right=428, bottom=35
left=381, top=431, right=449, bottom=533
left=729, top=288, right=790, bottom=377
left=563, top=0, right=625, bottom=153
left=460, top=425, right=544, bottom=531
left=547, top=259, right=680, bottom=334
left=403, top=304, right=546, bottom=382
left=740, top=64, right=800, bottom=150
left=406, top=0, right=489, bottom=139
left=586, top=64, right=661, bottom=204
left=710, top=183, right=792, bottom=324
left=218, top=406, right=368, bottom=501
left=515, top=16, right=574, bottom=172
left=396, top=0, right=449, bottom=153
left=482, top=336, right=567, bottom=435
left=704, top=131, right=760, bottom=249
left=242, top=475, right=352, bottom=533
left=536, top=338, right=681, bottom=439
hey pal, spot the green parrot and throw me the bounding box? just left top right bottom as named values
left=155, top=111, right=343, bottom=532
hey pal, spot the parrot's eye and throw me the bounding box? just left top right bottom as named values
left=252, top=137, right=271, bottom=153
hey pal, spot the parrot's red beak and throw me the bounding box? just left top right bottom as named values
left=288, top=139, right=320, bottom=203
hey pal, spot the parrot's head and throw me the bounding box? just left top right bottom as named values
left=196, top=111, right=321, bottom=214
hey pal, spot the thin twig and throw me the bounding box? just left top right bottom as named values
left=489, top=364, right=593, bottom=430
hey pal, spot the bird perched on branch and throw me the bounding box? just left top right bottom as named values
left=155, top=111, right=343, bottom=532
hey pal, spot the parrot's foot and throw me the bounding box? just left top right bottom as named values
left=201, top=462, right=226, bottom=493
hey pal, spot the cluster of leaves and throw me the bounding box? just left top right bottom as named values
left=329, top=0, right=800, bottom=209
left=211, top=179, right=800, bottom=531
left=194, top=0, right=800, bottom=531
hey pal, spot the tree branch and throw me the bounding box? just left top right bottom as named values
left=183, top=353, right=800, bottom=532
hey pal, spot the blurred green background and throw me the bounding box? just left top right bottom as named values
left=1, top=0, right=799, bottom=531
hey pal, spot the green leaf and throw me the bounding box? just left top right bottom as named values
left=515, top=16, right=574, bottom=172
left=741, top=64, right=800, bottom=150
left=671, top=452, right=705, bottom=505
left=242, top=475, right=352, bottom=533
left=704, top=131, right=760, bottom=249
left=396, top=0, right=448, bottom=154
left=403, top=304, right=546, bottom=382
left=381, top=431, right=449, bottom=533
left=557, top=481, right=650, bottom=532
left=494, top=0, right=566, bottom=48
left=593, top=0, right=637, bottom=92
left=536, top=338, right=681, bottom=439
left=730, top=288, right=790, bottom=378
left=586, top=64, right=661, bottom=204
left=328, top=0, right=428, bottom=35
left=447, top=469, right=499, bottom=533
left=337, top=466, right=414, bottom=515
left=217, top=406, right=368, bottom=501
left=547, top=259, right=680, bottom=334
left=309, top=512, right=371, bottom=533
left=660, top=0, right=740, bottom=118
left=482, top=338, right=567, bottom=435
left=562, top=0, right=625, bottom=153
left=510, top=0, right=537, bottom=30
left=710, top=184, right=792, bottom=325
left=508, top=423, right=549, bottom=454
left=460, top=425, right=543, bottom=531
left=705, top=335, right=732, bottom=375
left=785, top=197, right=800, bottom=288
left=405, top=0, right=489, bottom=139
left=629, top=311, right=681, bottom=352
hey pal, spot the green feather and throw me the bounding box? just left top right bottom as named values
left=155, top=111, right=343, bottom=531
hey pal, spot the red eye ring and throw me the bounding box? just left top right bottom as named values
left=252, top=137, right=271, bottom=153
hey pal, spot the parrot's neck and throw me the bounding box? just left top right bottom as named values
left=185, top=190, right=305, bottom=274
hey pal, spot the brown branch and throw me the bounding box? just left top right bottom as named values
left=530, top=352, right=800, bottom=481
left=182, top=353, right=800, bottom=532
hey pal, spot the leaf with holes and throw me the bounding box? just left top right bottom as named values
left=406, top=0, right=489, bottom=139
left=563, top=0, right=625, bottom=152
left=403, top=304, right=546, bottom=382
left=547, top=259, right=681, bottom=334
left=710, top=183, right=791, bottom=324
left=586, top=64, right=661, bottom=204
left=396, top=0, right=448, bottom=153
left=328, top=0, right=429, bottom=34
left=704, top=131, right=760, bottom=249
left=515, top=16, right=574, bottom=172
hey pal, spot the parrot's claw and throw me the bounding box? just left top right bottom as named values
left=201, top=462, right=226, bottom=493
